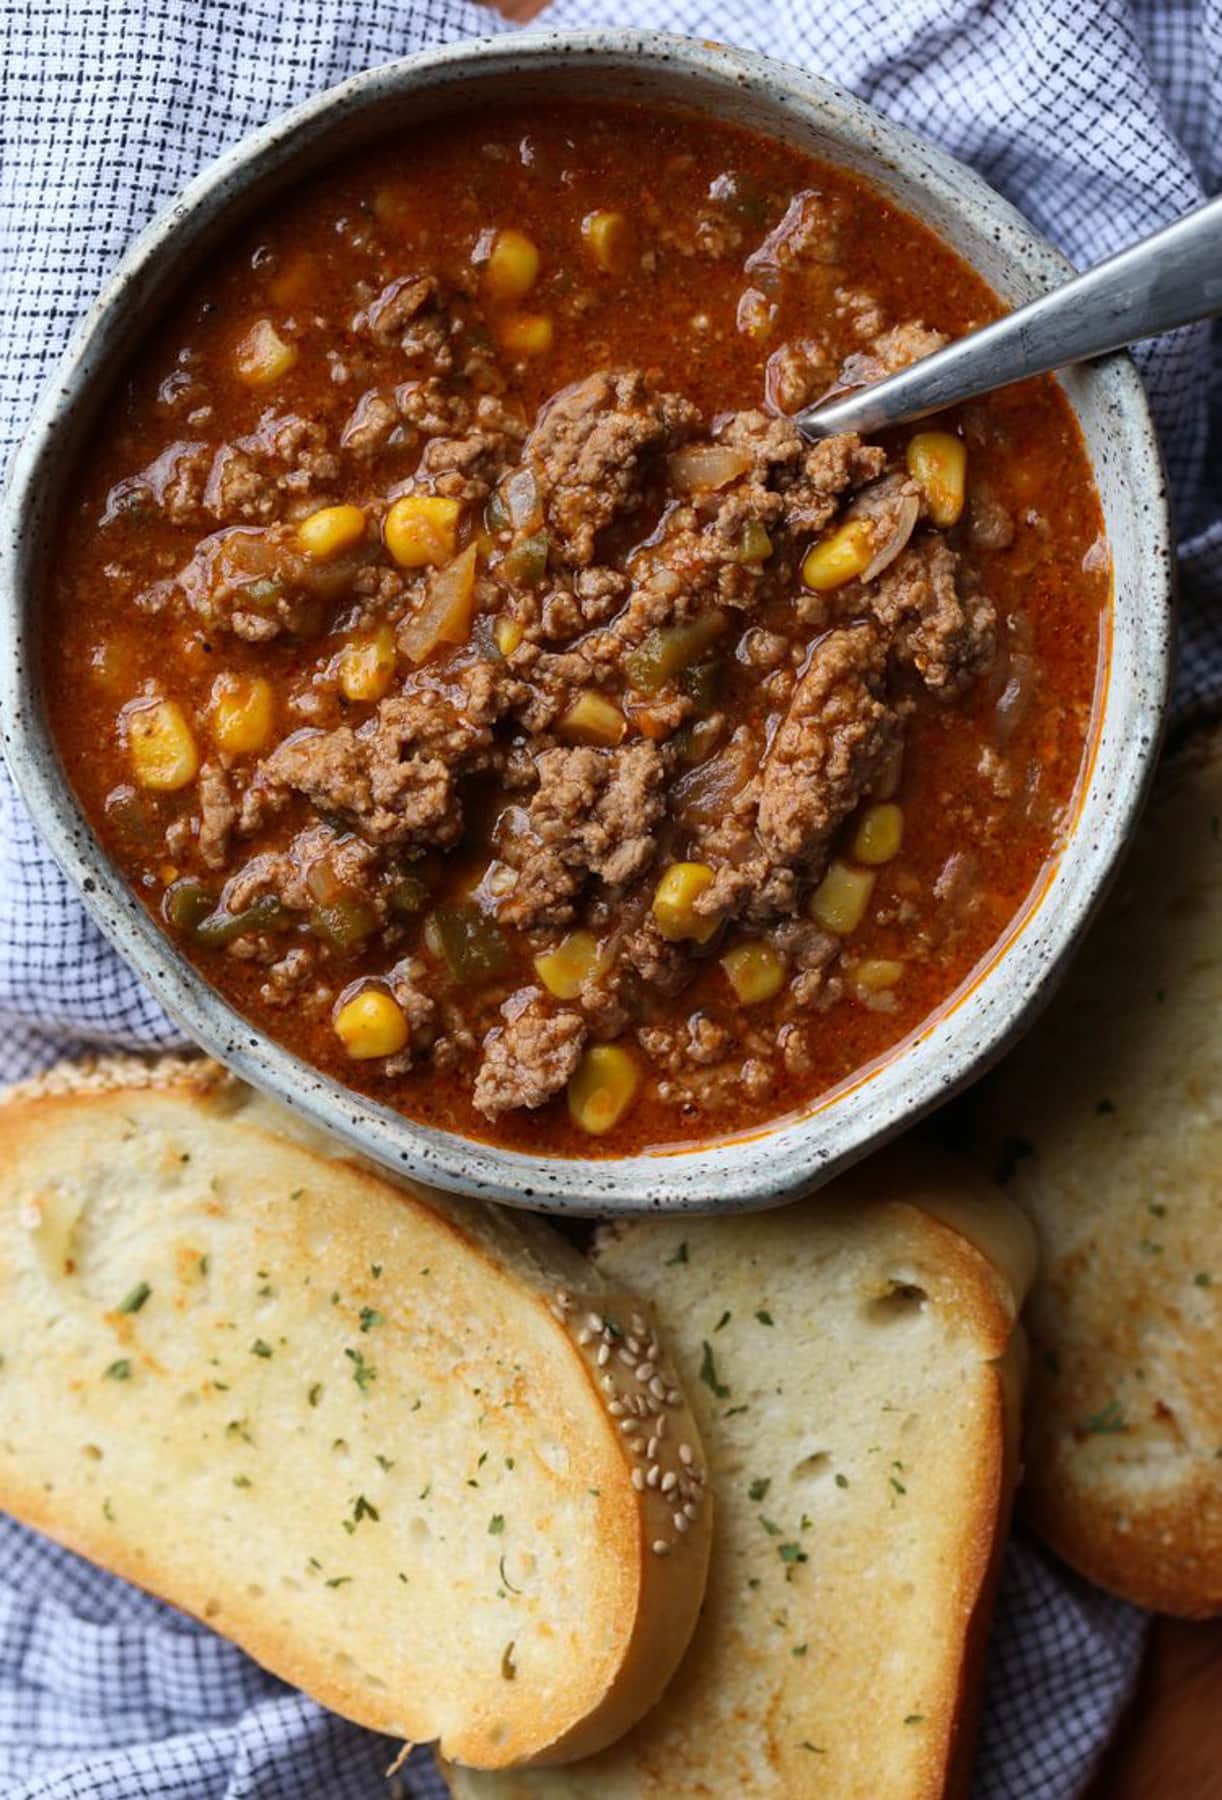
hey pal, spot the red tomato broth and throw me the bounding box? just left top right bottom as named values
left=44, top=101, right=1109, bottom=1156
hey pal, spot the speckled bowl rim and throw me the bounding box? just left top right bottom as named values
left=0, top=29, right=1173, bottom=1214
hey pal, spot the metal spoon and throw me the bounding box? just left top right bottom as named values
left=796, top=194, right=1222, bottom=440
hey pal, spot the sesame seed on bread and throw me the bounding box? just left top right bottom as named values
left=445, top=1148, right=1033, bottom=1799
left=0, top=1057, right=711, bottom=1766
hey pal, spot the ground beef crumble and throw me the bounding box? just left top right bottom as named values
left=526, top=370, right=699, bottom=565
left=473, top=993, right=587, bottom=1117
left=98, top=347, right=1008, bottom=1125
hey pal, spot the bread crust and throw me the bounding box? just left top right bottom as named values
left=0, top=1058, right=711, bottom=1765
left=986, top=725, right=1222, bottom=1617
left=444, top=1151, right=1030, bottom=1799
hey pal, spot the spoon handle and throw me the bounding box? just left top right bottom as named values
left=796, top=193, right=1222, bottom=439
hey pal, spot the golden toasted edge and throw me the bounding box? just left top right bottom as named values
left=0, top=1049, right=222, bottom=1106
left=0, top=1063, right=712, bottom=1765
left=1012, top=722, right=1222, bottom=1617
left=526, top=1283, right=713, bottom=1766
left=875, top=1166, right=1032, bottom=1800
left=1024, top=1469, right=1222, bottom=1619
left=480, top=1153, right=1029, bottom=1800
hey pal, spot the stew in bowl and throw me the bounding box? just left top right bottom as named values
left=43, top=96, right=1109, bottom=1157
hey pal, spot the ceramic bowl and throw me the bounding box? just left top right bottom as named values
left=0, top=30, right=1173, bottom=1213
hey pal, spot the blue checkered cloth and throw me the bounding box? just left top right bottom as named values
left=4, top=0, right=1218, bottom=1793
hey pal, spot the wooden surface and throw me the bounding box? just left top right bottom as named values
left=1086, top=1619, right=1222, bottom=1798
left=472, top=6, right=1222, bottom=1787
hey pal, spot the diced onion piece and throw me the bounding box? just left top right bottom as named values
left=906, top=431, right=967, bottom=528
left=297, top=504, right=367, bottom=562
left=339, top=622, right=397, bottom=702
left=558, top=691, right=626, bottom=747
left=801, top=519, right=875, bottom=592
left=666, top=445, right=752, bottom=495
left=399, top=543, right=478, bottom=664
left=494, top=616, right=525, bottom=657
left=581, top=210, right=629, bottom=273
left=810, top=861, right=875, bottom=935
left=484, top=229, right=540, bottom=302
left=720, top=941, right=786, bottom=1005
left=852, top=802, right=904, bottom=867
left=233, top=318, right=298, bottom=388
left=333, top=988, right=408, bottom=1060
left=534, top=930, right=606, bottom=1001
left=384, top=494, right=461, bottom=569
left=498, top=313, right=554, bottom=356
left=652, top=862, right=722, bottom=944
left=673, top=735, right=753, bottom=825
left=859, top=495, right=920, bottom=582
left=126, top=698, right=199, bottom=791
left=210, top=675, right=274, bottom=757
left=855, top=958, right=904, bottom=992
left=503, top=468, right=543, bottom=533
left=568, top=1044, right=641, bottom=1136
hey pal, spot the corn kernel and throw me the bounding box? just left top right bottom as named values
left=333, top=987, right=409, bottom=1060
left=558, top=690, right=626, bottom=747
left=852, top=802, right=904, bottom=867
left=720, top=941, right=786, bottom=1006
left=581, top=210, right=629, bottom=273
left=534, top=930, right=605, bottom=1001
left=810, top=861, right=876, bottom=936
left=339, top=622, right=396, bottom=703
left=126, top=698, right=199, bottom=791
left=495, top=616, right=525, bottom=658
left=384, top=494, right=461, bottom=569
left=498, top=313, right=554, bottom=356
left=652, top=862, right=722, bottom=944
left=855, top=958, right=904, bottom=992
left=297, top=503, right=367, bottom=562
left=484, top=229, right=540, bottom=302
left=233, top=318, right=298, bottom=388
left=567, top=1044, right=641, bottom=1136
left=210, top=675, right=274, bottom=757
left=801, top=518, right=875, bottom=592
left=906, top=431, right=967, bottom=528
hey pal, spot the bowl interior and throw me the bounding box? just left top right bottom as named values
left=1, top=34, right=1172, bottom=1213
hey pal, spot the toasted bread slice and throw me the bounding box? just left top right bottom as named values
left=984, top=727, right=1222, bottom=1616
left=445, top=1151, right=1033, bottom=1799
left=0, top=1056, right=711, bottom=1766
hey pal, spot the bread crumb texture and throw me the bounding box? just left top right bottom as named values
left=446, top=1159, right=1027, bottom=1798
left=986, top=728, right=1222, bottom=1616
left=0, top=1064, right=710, bottom=1764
